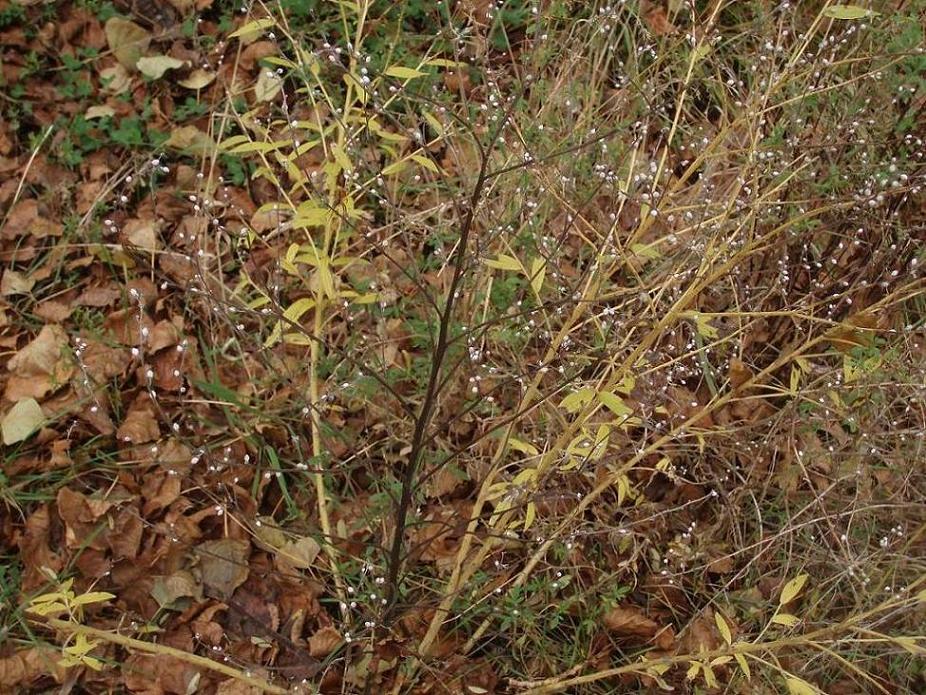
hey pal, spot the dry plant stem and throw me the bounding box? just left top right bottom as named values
left=0, top=124, right=54, bottom=231
left=43, top=618, right=287, bottom=694
left=383, top=150, right=491, bottom=617
left=512, top=584, right=925, bottom=693
left=415, top=268, right=607, bottom=658
left=310, top=286, right=347, bottom=618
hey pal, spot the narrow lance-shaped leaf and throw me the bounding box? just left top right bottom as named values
left=779, top=573, right=809, bottom=605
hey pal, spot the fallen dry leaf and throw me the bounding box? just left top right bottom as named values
left=105, top=17, right=151, bottom=69
left=34, top=299, right=74, bottom=322
left=123, top=217, right=160, bottom=252
left=1, top=398, right=45, bottom=445
left=7, top=323, right=72, bottom=383
left=197, top=538, right=250, bottom=599
left=276, top=535, right=321, bottom=572
left=116, top=399, right=160, bottom=444
left=0, top=647, right=66, bottom=688
left=1, top=269, right=35, bottom=296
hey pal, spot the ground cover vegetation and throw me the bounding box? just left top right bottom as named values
left=0, top=0, right=924, bottom=692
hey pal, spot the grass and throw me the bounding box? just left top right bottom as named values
left=0, top=0, right=924, bottom=692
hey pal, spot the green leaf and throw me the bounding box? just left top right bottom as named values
left=779, top=573, right=809, bottom=605
left=385, top=65, right=427, bottom=79
left=822, top=5, right=879, bottom=20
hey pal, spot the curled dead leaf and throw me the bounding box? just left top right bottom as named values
left=308, top=626, right=342, bottom=658
left=116, top=400, right=160, bottom=444
left=603, top=605, right=660, bottom=641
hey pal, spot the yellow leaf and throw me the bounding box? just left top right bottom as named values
left=895, top=636, right=925, bottom=655
left=381, top=159, right=408, bottom=176
left=529, top=257, right=546, bottom=297
left=226, top=141, right=280, bottom=154
left=2, top=398, right=45, bottom=445
left=616, top=475, right=631, bottom=506
left=385, top=65, right=427, bottom=79
left=770, top=613, right=800, bottom=627
left=410, top=153, right=440, bottom=173
left=508, top=438, right=539, bottom=456
left=703, top=662, right=718, bottom=688
left=822, top=5, right=879, bottom=20
left=292, top=207, right=329, bottom=228
left=785, top=676, right=820, bottom=695
left=484, top=254, right=523, bottom=272
left=423, top=110, right=445, bottom=136
left=228, top=17, right=276, bottom=39
left=317, top=259, right=336, bottom=299
left=614, top=374, right=636, bottom=395
left=734, top=651, right=751, bottom=680
left=424, top=58, right=466, bottom=68
left=561, top=388, right=594, bottom=413
left=779, top=573, right=809, bottom=605
left=685, top=661, right=700, bottom=680
left=512, top=468, right=537, bottom=486
left=26, top=601, right=68, bottom=616
left=331, top=143, right=353, bottom=173
left=80, top=656, right=105, bottom=671
left=179, top=68, right=216, bottom=90
left=598, top=391, right=632, bottom=419
left=136, top=55, right=186, bottom=80
left=523, top=501, right=536, bottom=531
left=71, top=591, right=116, bottom=607
left=282, top=298, right=315, bottom=324
left=254, top=69, right=283, bottom=102
left=715, top=612, right=732, bottom=645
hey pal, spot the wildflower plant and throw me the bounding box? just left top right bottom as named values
left=7, top=0, right=925, bottom=692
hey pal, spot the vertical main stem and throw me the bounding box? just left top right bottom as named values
left=382, top=163, right=491, bottom=620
